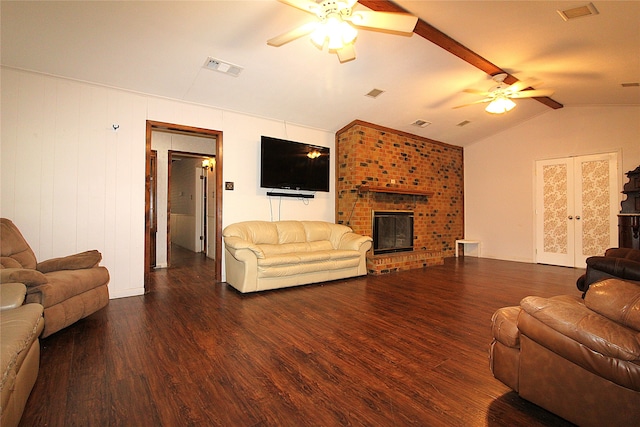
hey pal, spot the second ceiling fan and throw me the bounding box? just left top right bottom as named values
left=454, top=73, right=556, bottom=114
left=267, top=0, right=418, bottom=63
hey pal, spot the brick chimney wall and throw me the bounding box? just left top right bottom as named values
left=335, top=120, right=464, bottom=270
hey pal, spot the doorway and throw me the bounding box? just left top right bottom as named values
left=167, top=151, right=216, bottom=262
left=145, top=121, right=223, bottom=287
left=535, top=152, right=619, bottom=268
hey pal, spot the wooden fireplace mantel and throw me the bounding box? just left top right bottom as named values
left=358, top=185, right=434, bottom=197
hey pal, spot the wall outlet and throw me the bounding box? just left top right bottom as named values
left=391, top=179, right=396, bottom=184
left=225, top=182, right=234, bottom=190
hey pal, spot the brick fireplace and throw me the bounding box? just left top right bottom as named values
left=335, top=120, right=464, bottom=275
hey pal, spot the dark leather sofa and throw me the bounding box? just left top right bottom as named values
left=576, top=247, right=640, bottom=295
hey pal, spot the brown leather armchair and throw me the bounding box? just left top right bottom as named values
left=576, top=248, right=640, bottom=295
left=490, top=278, right=640, bottom=426
left=0, top=218, right=109, bottom=337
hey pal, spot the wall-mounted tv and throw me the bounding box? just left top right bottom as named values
left=260, top=136, right=330, bottom=192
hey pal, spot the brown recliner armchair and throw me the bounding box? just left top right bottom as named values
left=0, top=218, right=109, bottom=337
left=490, top=278, right=640, bottom=426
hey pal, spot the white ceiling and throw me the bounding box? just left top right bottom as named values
left=2, top=0, right=639, bottom=146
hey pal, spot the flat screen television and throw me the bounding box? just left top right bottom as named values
left=260, top=136, right=330, bottom=192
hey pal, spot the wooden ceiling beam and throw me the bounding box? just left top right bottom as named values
left=358, top=0, right=563, bottom=110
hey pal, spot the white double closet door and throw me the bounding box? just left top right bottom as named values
left=535, top=152, right=619, bottom=268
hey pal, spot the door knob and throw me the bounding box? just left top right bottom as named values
left=568, top=215, right=573, bottom=220
left=576, top=216, right=581, bottom=220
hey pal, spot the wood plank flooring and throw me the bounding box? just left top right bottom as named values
left=20, top=247, right=585, bottom=426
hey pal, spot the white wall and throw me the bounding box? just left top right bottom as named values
left=1, top=68, right=335, bottom=298
left=464, top=105, right=640, bottom=263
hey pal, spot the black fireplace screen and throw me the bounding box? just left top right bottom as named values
left=372, top=211, right=414, bottom=255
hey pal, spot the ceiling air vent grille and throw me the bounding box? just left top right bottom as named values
left=365, top=88, right=385, bottom=98
left=411, top=120, right=431, bottom=128
left=204, top=57, right=243, bottom=77
left=557, top=3, right=599, bottom=21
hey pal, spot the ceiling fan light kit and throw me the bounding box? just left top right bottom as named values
left=268, top=0, right=418, bottom=62
left=309, top=15, right=358, bottom=51
left=485, top=97, right=516, bottom=114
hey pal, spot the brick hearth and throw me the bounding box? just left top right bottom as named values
left=335, top=120, right=464, bottom=274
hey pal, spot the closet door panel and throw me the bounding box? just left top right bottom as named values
left=575, top=153, right=619, bottom=266
left=536, top=158, right=575, bottom=267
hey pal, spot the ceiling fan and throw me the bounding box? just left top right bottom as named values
left=454, top=73, right=555, bottom=114
left=267, top=0, right=418, bottom=63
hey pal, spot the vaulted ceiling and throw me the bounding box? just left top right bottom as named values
left=2, top=1, right=639, bottom=146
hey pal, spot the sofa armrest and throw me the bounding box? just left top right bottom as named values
left=223, top=236, right=264, bottom=259
left=0, top=282, right=27, bottom=310
left=0, top=267, right=48, bottom=287
left=577, top=256, right=640, bottom=294
left=36, top=249, right=102, bottom=273
left=338, top=233, right=373, bottom=252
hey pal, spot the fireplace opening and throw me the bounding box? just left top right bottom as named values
left=372, top=210, right=414, bottom=255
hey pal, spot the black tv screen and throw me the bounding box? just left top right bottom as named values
left=260, top=136, right=330, bottom=192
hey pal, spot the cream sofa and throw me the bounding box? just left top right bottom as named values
left=223, top=221, right=372, bottom=293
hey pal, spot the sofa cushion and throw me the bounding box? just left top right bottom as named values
left=520, top=295, right=640, bottom=360
left=275, top=221, right=306, bottom=244
left=1, top=303, right=44, bottom=408
left=302, top=221, right=334, bottom=242
left=258, top=249, right=360, bottom=268
left=585, top=278, right=640, bottom=331
left=223, top=221, right=279, bottom=245
left=258, top=257, right=361, bottom=278
left=0, top=219, right=38, bottom=269
left=518, top=295, right=640, bottom=391
left=605, top=247, right=640, bottom=263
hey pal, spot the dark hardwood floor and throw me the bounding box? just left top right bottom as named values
left=20, top=247, right=585, bottom=426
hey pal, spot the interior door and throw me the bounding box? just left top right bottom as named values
left=536, top=157, right=575, bottom=266
left=149, top=150, right=158, bottom=267
left=206, top=160, right=216, bottom=260
left=535, top=153, right=618, bottom=268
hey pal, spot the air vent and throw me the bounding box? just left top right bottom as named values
left=365, top=88, right=385, bottom=98
left=203, top=57, right=243, bottom=77
left=557, top=3, right=599, bottom=21
left=456, top=120, right=471, bottom=127
left=411, top=120, right=431, bottom=128
left=621, top=82, right=640, bottom=87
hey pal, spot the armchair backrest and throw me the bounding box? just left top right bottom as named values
left=0, top=218, right=37, bottom=269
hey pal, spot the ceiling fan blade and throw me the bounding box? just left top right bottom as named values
left=463, top=88, right=492, bottom=96
left=347, top=11, right=418, bottom=34
left=506, top=80, right=530, bottom=93
left=510, top=89, right=555, bottom=98
left=337, top=44, right=356, bottom=63
left=453, top=98, right=493, bottom=109
left=267, top=21, right=318, bottom=47
left=277, top=0, right=320, bottom=15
